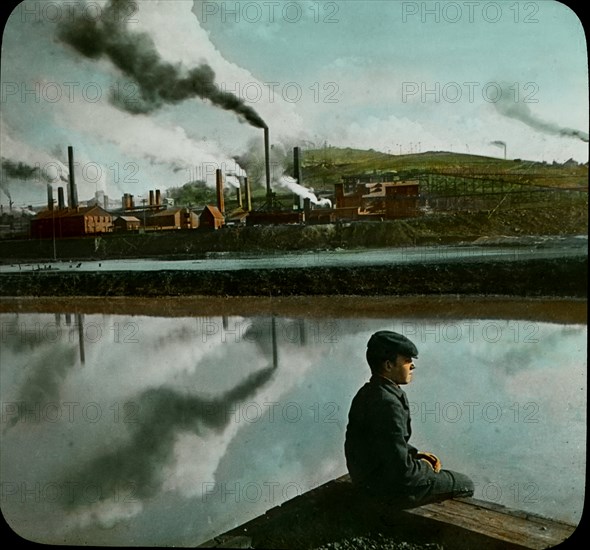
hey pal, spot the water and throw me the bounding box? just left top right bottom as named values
left=0, top=235, right=586, bottom=273
left=0, top=309, right=585, bottom=546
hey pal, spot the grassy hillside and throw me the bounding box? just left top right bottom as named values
left=169, top=147, right=587, bottom=212
left=296, top=148, right=588, bottom=191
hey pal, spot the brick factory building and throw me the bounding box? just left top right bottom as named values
left=31, top=205, right=113, bottom=239
left=333, top=174, right=420, bottom=220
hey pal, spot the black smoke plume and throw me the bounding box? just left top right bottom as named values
left=1, top=158, right=42, bottom=199
left=1, top=158, right=68, bottom=198
left=1, top=158, right=41, bottom=180
left=495, top=85, right=589, bottom=143
left=58, top=0, right=267, bottom=128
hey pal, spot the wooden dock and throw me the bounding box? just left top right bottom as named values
left=198, top=475, right=578, bottom=549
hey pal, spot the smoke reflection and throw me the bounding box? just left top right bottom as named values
left=60, top=363, right=276, bottom=511
left=58, top=316, right=282, bottom=514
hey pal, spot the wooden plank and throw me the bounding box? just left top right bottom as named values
left=405, top=498, right=576, bottom=550
left=197, top=475, right=578, bottom=549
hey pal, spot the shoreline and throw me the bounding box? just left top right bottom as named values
left=0, top=256, right=587, bottom=299
left=0, top=295, right=587, bottom=324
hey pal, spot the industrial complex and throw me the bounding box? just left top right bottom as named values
left=1, top=132, right=586, bottom=242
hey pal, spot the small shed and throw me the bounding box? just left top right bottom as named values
left=199, top=205, right=225, bottom=230
left=113, top=215, right=141, bottom=232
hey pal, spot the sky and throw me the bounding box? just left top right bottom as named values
left=0, top=0, right=588, bottom=209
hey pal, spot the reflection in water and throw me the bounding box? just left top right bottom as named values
left=63, top=363, right=277, bottom=509
left=0, top=311, right=585, bottom=546
left=77, top=314, right=85, bottom=365
left=59, top=313, right=284, bottom=511
left=2, top=313, right=79, bottom=433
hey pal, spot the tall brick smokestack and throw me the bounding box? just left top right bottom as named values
left=293, top=147, right=302, bottom=182
left=293, top=146, right=302, bottom=210
left=244, top=176, right=252, bottom=212
left=58, top=187, right=65, bottom=209
left=68, top=146, right=78, bottom=209
left=304, top=197, right=311, bottom=224
left=216, top=169, right=225, bottom=215
left=47, top=184, right=54, bottom=210
left=264, top=127, right=271, bottom=197
left=236, top=179, right=243, bottom=209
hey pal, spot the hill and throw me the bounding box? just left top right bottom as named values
left=294, top=148, right=588, bottom=191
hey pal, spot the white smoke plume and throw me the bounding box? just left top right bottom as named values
left=58, top=101, right=244, bottom=188
left=225, top=174, right=241, bottom=189
left=277, top=176, right=332, bottom=207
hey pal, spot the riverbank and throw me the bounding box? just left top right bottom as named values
left=0, top=255, right=586, bottom=298
left=1, top=295, right=586, bottom=324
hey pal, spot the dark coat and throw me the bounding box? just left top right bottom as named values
left=344, top=374, right=438, bottom=496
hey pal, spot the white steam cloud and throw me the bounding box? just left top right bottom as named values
left=277, top=176, right=332, bottom=207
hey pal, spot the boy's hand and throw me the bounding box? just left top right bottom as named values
left=417, top=451, right=442, bottom=473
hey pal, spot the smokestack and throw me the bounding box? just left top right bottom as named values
left=244, top=176, right=252, bottom=212
left=58, top=187, right=65, bottom=209
left=149, top=190, right=154, bottom=206
left=236, top=180, right=243, bottom=209
left=264, top=127, right=271, bottom=197
left=47, top=184, right=54, bottom=210
left=155, top=189, right=161, bottom=207
left=122, top=193, right=134, bottom=209
left=216, top=169, right=225, bottom=215
left=304, top=197, right=311, bottom=223
left=68, top=146, right=78, bottom=209
left=293, top=146, right=302, bottom=210
left=293, top=147, right=302, bottom=182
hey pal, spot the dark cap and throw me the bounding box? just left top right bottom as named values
left=367, top=330, right=418, bottom=360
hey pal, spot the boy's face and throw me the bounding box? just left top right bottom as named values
left=383, top=355, right=415, bottom=385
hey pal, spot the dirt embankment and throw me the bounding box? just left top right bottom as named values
left=0, top=256, right=586, bottom=298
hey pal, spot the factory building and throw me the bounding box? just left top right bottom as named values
left=31, top=205, right=113, bottom=239
left=333, top=174, right=420, bottom=220
left=147, top=208, right=199, bottom=230
left=199, top=205, right=224, bottom=230
left=113, top=215, right=141, bottom=232
left=30, top=145, right=115, bottom=238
